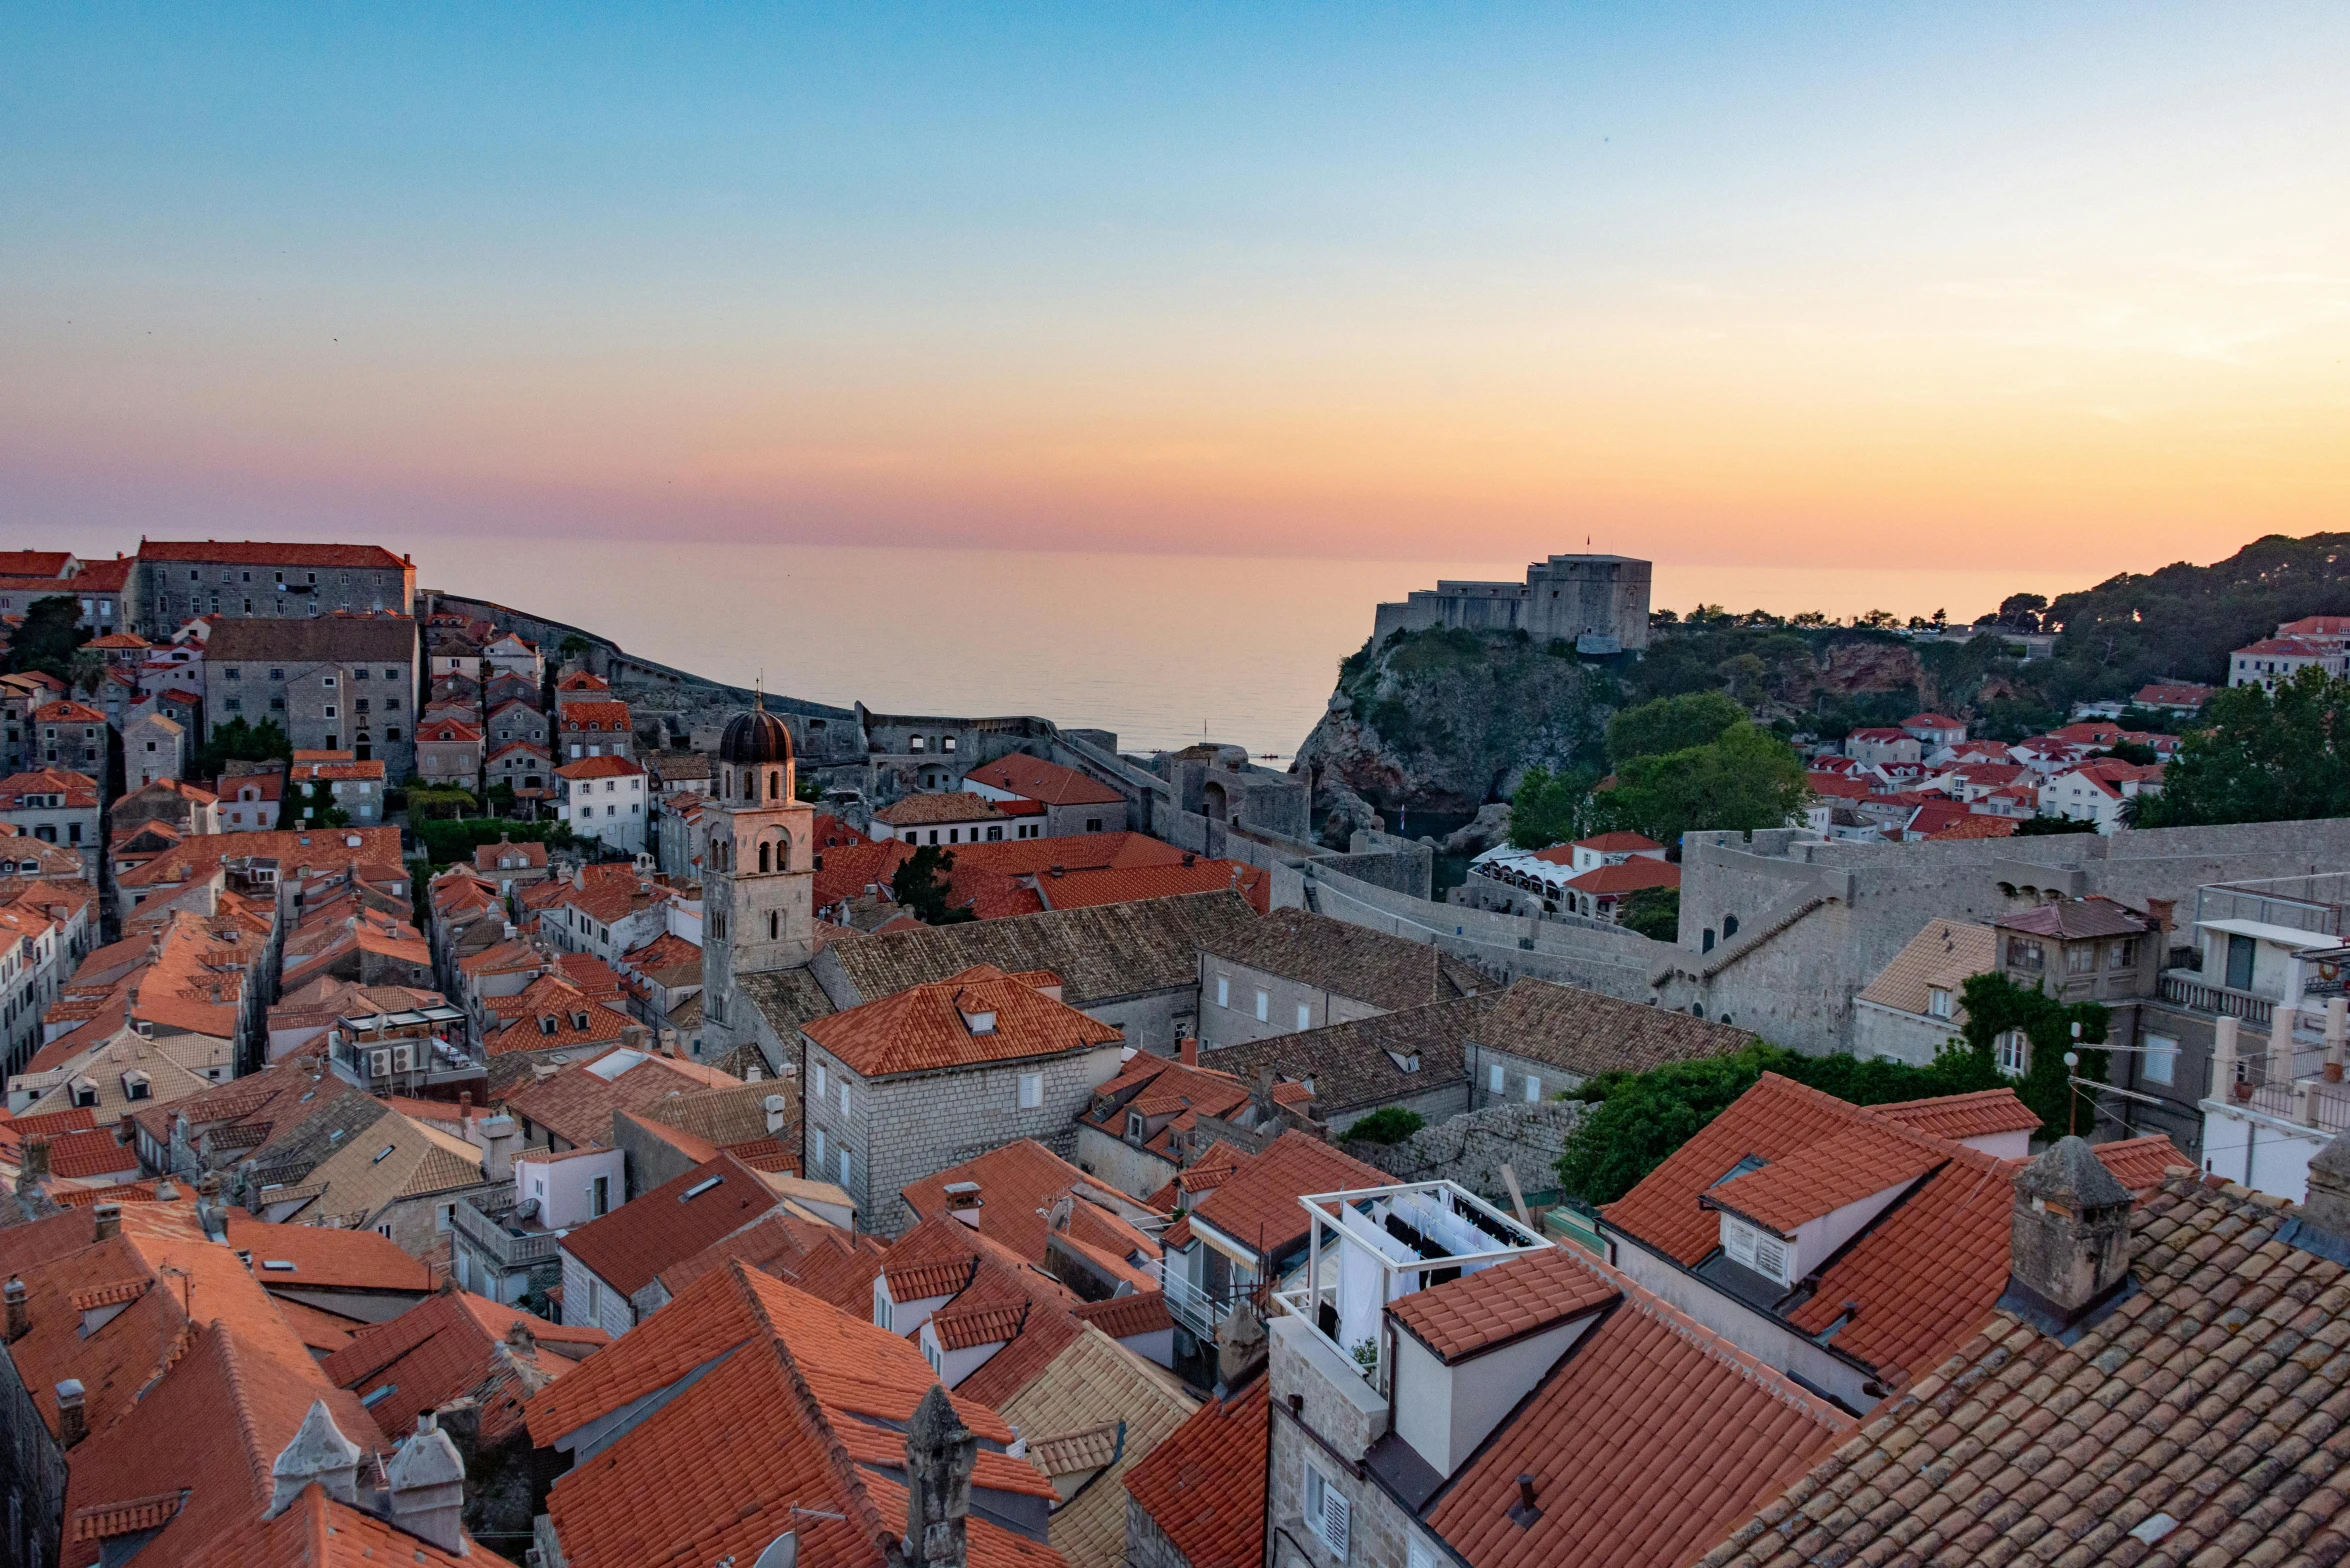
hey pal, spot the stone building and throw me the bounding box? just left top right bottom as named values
left=1370, top=552, right=1652, bottom=653
left=199, top=614, right=421, bottom=779
left=556, top=699, right=635, bottom=762
left=129, top=538, right=416, bottom=637
left=414, top=717, right=483, bottom=790
left=697, top=705, right=819, bottom=1062
left=798, top=964, right=1125, bottom=1236
left=122, top=708, right=185, bottom=787
left=961, top=752, right=1129, bottom=838
left=1194, top=906, right=1483, bottom=1049
left=554, top=755, right=647, bottom=855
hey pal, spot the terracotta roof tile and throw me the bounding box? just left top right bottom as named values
left=1069, top=1291, right=1172, bottom=1341
left=1425, top=1246, right=1851, bottom=1568
left=1704, top=1122, right=1942, bottom=1233
left=323, top=1288, right=605, bottom=1441
left=1389, top=1246, right=1619, bottom=1362
left=1122, top=1378, right=1268, bottom=1568
left=899, top=1140, right=1158, bottom=1268
left=1183, top=1132, right=1387, bottom=1262
left=559, top=1152, right=779, bottom=1298
left=804, top=964, right=1122, bottom=1079
left=1869, top=1086, right=2041, bottom=1141
left=1201, top=906, right=1482, bottom=1012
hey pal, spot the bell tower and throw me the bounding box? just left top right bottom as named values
left=700, top=698, right=815, bottom=1061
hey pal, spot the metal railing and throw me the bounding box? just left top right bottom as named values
left=2161, top=972, right=2275, bottom=1026
left=1161, top=1269, right=1233, bottom=1343
left=2197, top=876, right=2350, bottom=940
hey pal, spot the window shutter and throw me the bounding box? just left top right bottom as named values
left=1322, top=1484, right=1351, bottom=1559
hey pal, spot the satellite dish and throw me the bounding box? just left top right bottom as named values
left=751, top=1532, right=797, bottom=1568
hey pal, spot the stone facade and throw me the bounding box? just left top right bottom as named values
left=799, top=1036, right=1125, bottom=1237
left=557, top=1247, right=643, bottom=1337
left=200, top=616, right=421, bottom=780
left=1265, top=1317, right=1421, bottom=1568
left=123, top=710, right=185, bottom=787
left=1123, top=1498, right=1196, bottom=1568
left=1370, top=554, right=1652, bottom=654
left=1196, top=955, right=1390, bottom=1050
left=132, top=545, right=415, bottom=637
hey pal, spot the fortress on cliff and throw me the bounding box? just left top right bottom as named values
left=1371, top=553, right=1652, bottom=654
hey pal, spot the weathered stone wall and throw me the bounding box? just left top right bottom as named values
left=1338, top=1100, right=1580, bottom=1201
left=1301, top=865, right=1672, bottom=1002
left=1669, top=818, right=2350, bottom=1055
left=805, top=1039, right=1127, bottom=1238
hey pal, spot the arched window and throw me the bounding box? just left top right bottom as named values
left=1722, top=914, right=1739, bottom=939
left=769, top=770, right=780, bottom=800
left=758, top=841, right=770, bottom=874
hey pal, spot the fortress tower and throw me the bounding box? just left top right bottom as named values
left=699, top=700, right=816, bottom=1061
left=1370, top=553, right=1652, bottom=653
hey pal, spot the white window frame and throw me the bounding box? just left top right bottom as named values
left=838, top=1147, right=851, bottom=1186
left=814, top=1062, right=826, bottom=1100
left=1296, top=1002, right=1312, bottom=1031
left=1524, top=1073, right=1541, bottom=1104
left=1254, top=989, right=1269, bottom=1023
left=1304, top=1459, right=1350, bottom=1559
left=1018, top=1072, right=1043, bottom=1110
left=2143, top=1034, right=2178, bottom=1087
left=812, top=1127, right=826, bottom=1166
left=1488, top=1063, right=1505, bottom=1094
left=1216, top=975, right=1229, bottom=1009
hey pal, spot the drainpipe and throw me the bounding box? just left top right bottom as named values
left=2327, top=998, right=2346, bottom=1084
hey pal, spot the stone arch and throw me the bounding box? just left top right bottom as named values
left=758, top=841, right=771, bottom=874
left=1722, top=914, right=1740, bottom=939
left=1201, top=781, right=1229, bottom=821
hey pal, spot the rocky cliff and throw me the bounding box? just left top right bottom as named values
left=1293, top=628, right=1612, bottom=822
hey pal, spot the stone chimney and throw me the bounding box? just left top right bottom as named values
left=2000, top=1136, right=2134, bottom=1337
left=477, top=1114, right=520, bottom=1184
left=266, top=1399, right=363, bottom=1516
left=1214, top=1299, right=1268, bottom=1392
left=56, top=1380, right=87, bottom=1449
left=16, top=1138, right=50, bottom=1194
left=764, top=1093, right=788, bottom=1135
left=902, top=1385, right=977, bottom=1568
left=943, top=1182, right=983, bottom=1228
left=4, top=1278, right=27, bottom=1342
left=1179, top=1034, right=1199, bottom=1069
left=383, top=1412, right=467, bottom=1553
left=92, top=1202, right=122, bottom=1242
left=2302, top=1130, right=2350, bottom=1241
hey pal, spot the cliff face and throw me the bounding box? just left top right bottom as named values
left=1293, top=629, right=1611, bottom=816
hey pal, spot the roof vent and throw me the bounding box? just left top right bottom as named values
left=1508, top=1474, right=1542, bottom=1529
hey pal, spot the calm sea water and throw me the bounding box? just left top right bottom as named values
left=418, top=537, right=2083, bottom=758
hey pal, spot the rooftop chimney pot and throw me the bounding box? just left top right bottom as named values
left=903, top=1385, right=977, bottom=1568
left=2001, top=1136, right=2133, bottom=1338
left=4, top=1278, right=26, bottom=1343
left=92, top=1202, right=121, bottom=1242
left=382, top=1415, right=468, bottom=1552
left=56, top=1380, right=87, bottom=1449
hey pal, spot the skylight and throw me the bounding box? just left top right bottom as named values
left=263, top=1260, right=296, bottom=1272
left=371, top=1144, right=397, bottom=1164
left=360, top=1384, right=396, bottom=1406
left=681, top=1176, right=724, bottom=1201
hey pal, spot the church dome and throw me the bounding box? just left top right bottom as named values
left=719, top=707, right=794, bottom=766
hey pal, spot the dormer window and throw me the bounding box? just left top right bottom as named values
left=962, top=1008, right=997, bottom=1036
left=1722, top=1217, right=1791, bottom=1283
left=572, top=1011, right=589, bottom=1030
left=539, top=1016, right=558, bottom=1035
left=1126, top=1111, right=1145, bottom=1142
left=1927, top=987, right=1952, bottom=1019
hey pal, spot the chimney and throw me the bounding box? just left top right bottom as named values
left=92, top=1202, right=122, bottom=1242
left=266, top=1399, right=362, bottom=1516
left=16, top=1139, right=50, bottom=1195
left=943, top=1182, right=983, bottom=1228
left=2000, top=1136, right=2134, bottom=1337
left=56, top=1380, right=87, bottom=1449
left=1213, top=1299, right=1267, bottom=1393
left=1179, top=1034, right=1199, bottom=1069
left=2301, top=1130, right=2350, bottom=1242
left=2215, top=1015, right=2246, bottom=1102
left=476, top=1114, right=520, bottom=1184
left=383, top=1412, right=467, bottom=1554
left=459, top=1091, right=474, bottom=1133
left=4, top=1278, right=26, bottom=1342
left=2328, top=997, right=2347, bottom=1085
left=902, top=1385, right=977, bottom=1568
left=1508, top=1474, right=1542, bottom=1529
left=2143, top=896, right=2175, bottom=931
left=658, top=1028, right=679, bottom=1058
left=764, top=1093, right=788, bottom=1135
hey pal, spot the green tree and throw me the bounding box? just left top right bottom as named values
left=1507, top=764, right=1589, bottom=850
left=1955, top=973, right=2109, bottom=1137
left=1554, top=1042, right=2005, bottom=1203
left=796, top=774, right=824, bottom=803
left=404, top=786, right=479, bottom=821
left=1587, top=721, right=1807, bottom=850
left=291, top=779, right=351, bottom=829
left=6, top=596, right=89, bottom=680
left=187, top=717, right=293, bottom=786
left=890, top=845, right=974, bottom=925
left=1343, top=1106, right=1426, bottom=1146
left=1616, top=886, right=1679, bottom=942
left=1606, top=691, right=1746, bottom=767
left=2131, top=666, right=2350, bottom=828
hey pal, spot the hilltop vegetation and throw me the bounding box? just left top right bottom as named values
left=1302, top=532, right=2350, bottom=823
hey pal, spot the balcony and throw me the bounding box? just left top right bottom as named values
left=1270, top=1179, right=1550, bottom=1397
left=452, top=1192, right=561, bottom=1273
left=2161, top=972, right=2275, bottom=1026
left=1162, top=1268, right=1234, bottom=1344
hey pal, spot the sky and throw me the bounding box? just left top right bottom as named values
left=3, top=4, right=2346, bottom=581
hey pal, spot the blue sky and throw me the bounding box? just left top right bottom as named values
left=4, top=4, right=2345, bottom=567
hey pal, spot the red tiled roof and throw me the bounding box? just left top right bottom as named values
left=223, top=1215, right=433, bottom=1294
left=1182, top=1131, right=1386, bottom=1262
left=804, top=964, right=1122, bottom=1079
left=1563, top=859, right=1681, bottom=896
left=1038, top=860, right=1271, bottom=916
left=560, top=1152, right=778, bottom=1298
left=961, top=754, right=1125, bottom=807
left=1122, top=1379, right=1268, bottom=1568
left=1901, top=712, right=1963, bottom=729
left=2086, top=1133, right=2189, bottom=1194
left=1925, top=813, right=2018, bottom=840
left=555, top=754, right=643, bottom=780
left=557, top=700, right=632, bottom=730
left=1388, top=1245, right=1619, bottom=1363
left=323, top=1288, right=607, bottom=1441
left=898, top=1139, right=1157, bottom=1267
left=42, top=1127, right=140, bottom=1180
left=874, top=791, right=1005, bottom=827
left=1870, top=1088, right=2042, bottom=1142
left=1572, top=832, right=1663, bottom=852
left=136, top=539, right=410, bottom=569
left=1070, top=1291, right=1172, bottom=1341
left=1424, top=1247, right=1851, bottom=1568
left=1705, top=1123, right=1942, bottom=1234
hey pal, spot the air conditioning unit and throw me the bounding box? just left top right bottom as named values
left=369, top=1050, right=390, bottom=1078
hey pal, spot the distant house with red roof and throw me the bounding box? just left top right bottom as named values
left=2039, top=756, right=2166, bottom=831
left=130, top=537, right=415, bottom=636
left=962, top=751, right=1130, bottom=839
left=555, top=754, right=648, bottom=855
left=1843, top=725, right=1920, bottom=766
left=1900, top=711, right=1967, bottom=751
left=2133, top=678, right=2214, bottom=714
